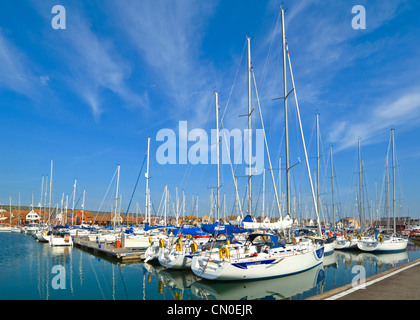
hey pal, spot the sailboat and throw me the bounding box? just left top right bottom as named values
left=0, top=199, right=13, bottom=232
left=334, top=139, right=366, bottom=250
left=191, top=9, right=324, bottom=281
left=357, top=129, right=408, bottom=252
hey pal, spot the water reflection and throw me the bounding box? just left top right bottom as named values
left=190, top=264, right=325, bottom=300
left=1, top=232, right=420, bottom=300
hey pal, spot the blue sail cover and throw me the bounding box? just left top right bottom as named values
left=144, top=223, right=174, bottom=231
left=201, top=221, right=253, bottom=236
left=168, top=226, right=211, bottom=237
left=248, top=233, right=280, bottom=248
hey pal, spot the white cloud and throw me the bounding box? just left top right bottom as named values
left=108, top=0, right=219, bottom=128
left=30, top=1, right=149, bottom=120
left=328, top=88, right=420, bottom=152
left=0, top=31, right=40, bottom=97
left=61, top=13, right=149, bottom=117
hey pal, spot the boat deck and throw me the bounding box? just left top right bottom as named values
left=73, top=238, right=146, bottom=263
left=307, top=258, right=420, bottom=300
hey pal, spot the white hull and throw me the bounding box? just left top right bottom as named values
left=69, top=229, right=91, bottom=237
left=357, top=237, right=408, bottom=252
left=158, top=236, right=210, bottom=269
left=88, top=233, right=118, bottom=243
left=144, top=244, right=162, bottom=262
left=25, top=227, right=40, bottom=235
left=159, top=249, right=194, bottom=269
left=0, top=226, right=11, bottom=232
left=124, top=235, right=152, bottom=249
left=11, top=226, right=22, bottom=233
left=324, top=242, right=335, bottom=255
left=191, top=263, right=324, bottom=300
left=50, top=236, right=73, bottom=246
left=334, top=237, right=358, bottom=250
left=192, top=245, right=324, bottom=281
left=36, top=230, right=51, bottom=242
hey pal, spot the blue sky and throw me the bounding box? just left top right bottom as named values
left=1, top=0, right=420, bottom=221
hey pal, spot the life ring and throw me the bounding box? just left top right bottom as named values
left=64, top=235, right=70, bottom=243
left=219, top=246, right=230, bottom=259
left=357, top=235, right=362, bottom=240
left=377, top=235, right=384, bottom=242
left=176, top=242, right=183, bottom=252
left=226, top=239, right=230, bottom=246
left=159, top=239, right=166, bottom=248
left=187, top=234, right=192, bottom=239
left=190, top=242, right=198, bottom=253
left=346, top=235, right=352, bottom=241
left=149, top=237, right=153, bottom=245
left=292, top=237, right=297, bottom=244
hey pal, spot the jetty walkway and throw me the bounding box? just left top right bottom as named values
left=73, top=238, right=145, bottom=263
left=307, top=258, right=420, bottom=300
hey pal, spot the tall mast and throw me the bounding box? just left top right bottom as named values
left=279, top=157, right=282, bottom=216
left=65, top=195, right=68, bottom=225
left=215, top=91, right=221, bottom=221
left=82, top=189, right=86, bottom=225
left=281, top=9, right=291, bottom=217
left=316, top=114, right=320, bottom=221
left=145, top=137, right=151, bottom=224
left=391, top=129, right=396, bottom=234
left=49, top=158, right=53, bottom=225
left=283, top=10, right=321, bottom=235
left=39, top=176, right=44, bottom=222
left=9, top=196, right=12, bottom=227
left=72, top=179, right=77, bottom=226
left=114, top=164, right=120, bottom=228
left=182, top=190, right=185, bottom=221
left=43, top=176, right=48, bottom=223
left=247, top=36, right=253, bottom=217
left=18, top=191, right=20, bottom=226
left=164, top=185, right=167, bottom=225
left=385, top=156, right=390, bottom=229
left=262, top=168, right=265, bottom=217
left=40, top=175, right=44, bottom=210
left=358, top=139, right=363, bottom=230
left=330, top=146, right=336, bottom=229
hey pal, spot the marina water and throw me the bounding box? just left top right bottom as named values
left=1, top=232, right=419, bottom=300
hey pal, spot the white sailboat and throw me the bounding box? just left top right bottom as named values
left=158, top=232, right=211, bottom=269
left=50, top=234, right=73, bottom=246
left=357, top=129, right=408, bottom=252
left=192, top=9, right=324, bottom=281
left=0, top=205, right=11, bottom=232
left=334, top=139, right=365, bottom=250
left=191, top=233, right=324, bottom=280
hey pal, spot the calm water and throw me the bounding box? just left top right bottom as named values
left=1, top=232, right=419, bottom=300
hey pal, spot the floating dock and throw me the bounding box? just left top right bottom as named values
left=73, top=238, right=146, bottom=263
left=307, top=258, right=420, bottom=300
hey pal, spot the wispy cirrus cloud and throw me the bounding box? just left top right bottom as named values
left=0, top=30, right=45, bottom=98
left=31, top=1, right=149, bottom=121
left=58, top=13, right=150, bottom=120
left=108, top=0, right=219, bottom=128
left=328, top=89, right=420, bottom=151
